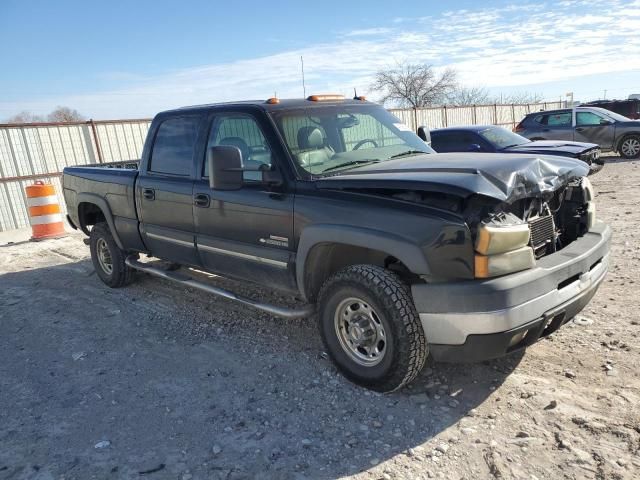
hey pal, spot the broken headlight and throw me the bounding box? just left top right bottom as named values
left=474, top=212, right=535, bottom=278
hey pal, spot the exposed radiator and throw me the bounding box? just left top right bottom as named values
left=528, top=215, right=556, bottom=258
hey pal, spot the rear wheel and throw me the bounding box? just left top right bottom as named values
left=89, top=222, right=136, bottom=288
left=619, top=135, right=640, bottom=159
left=318, top=265, right=427, bottom=392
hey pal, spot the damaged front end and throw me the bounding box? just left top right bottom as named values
left=319, top=154, right=594, bottom=279
left=466, top=176, right=596, bottom=278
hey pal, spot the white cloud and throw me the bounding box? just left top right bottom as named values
left=345, top=27, right=393, bottom=37
left=2, top=0, right=639, bottom=118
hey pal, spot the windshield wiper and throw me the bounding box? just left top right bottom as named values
left=389, top=150, right=428, bottom=159
left=321, top=159, right=380, bottom=173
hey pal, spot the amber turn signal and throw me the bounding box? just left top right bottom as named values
left=307, top=94, right=345, bottom=102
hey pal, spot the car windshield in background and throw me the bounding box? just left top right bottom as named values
left=590, top=107, right=631, bottom=123
left=270, top=105, right=434, bottom=175
left=479, top=126, right=530, bottom=149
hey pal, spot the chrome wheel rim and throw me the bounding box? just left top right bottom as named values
left=96, top=238, right=113, bottom=275
left=334, top=297, right=387, bottom=366
left=622, top=138, right=640, bottom=157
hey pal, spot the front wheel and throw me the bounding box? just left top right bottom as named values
left=89, top=222, right=136, bottom=288
left=619, top=135, right=640, bottom=159
left=318, top=265, right=428, bottom=392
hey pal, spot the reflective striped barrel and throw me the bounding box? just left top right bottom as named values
left=25, top=181, right=66, bottom=240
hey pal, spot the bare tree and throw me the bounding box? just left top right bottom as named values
left=47, top=106, right=85, bottom=122
left=500, top=91, right=544, bottom=104
left=5, top=111, right=45, bottom=123
left=371, top=63, right=458, bottom=108
left=447, top=86, right=492, bottom=106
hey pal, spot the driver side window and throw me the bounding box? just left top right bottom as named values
left=576, top=112, right=605, bottom=126
left=204, top=113, right=272, bottom=181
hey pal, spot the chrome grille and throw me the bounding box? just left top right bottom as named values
left=528, top=215, right=556, bottom=258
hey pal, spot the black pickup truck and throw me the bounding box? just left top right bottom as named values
left=63, top=96, right=611, bottom=392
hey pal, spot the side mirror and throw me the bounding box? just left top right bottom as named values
left=468, top=143, right=482, bottom=152
left=207, top=146, right=243, bottom=190
left=599, top=118, right=612, bottom=125
left=417, top=125, right=431, bottom=144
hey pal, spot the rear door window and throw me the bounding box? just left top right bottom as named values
left=431, top=132, right=475, bottom=152
left=150, top=116, right=200, bottom=176
left=545, top=113, right=572, bottom=126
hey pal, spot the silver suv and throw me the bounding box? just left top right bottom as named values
left=515, top=106, right=640, bottom=159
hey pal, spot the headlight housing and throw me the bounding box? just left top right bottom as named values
left=474, top=212, right=535, bottom=278
left=475, top=246, right=536, bottom=278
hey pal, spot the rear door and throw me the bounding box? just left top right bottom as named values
left=534, top=111, right=574, bottom=140
left=574, top=110, right=616, bottom=149
left=137, top=115, right=203, bottom=267
left=193, top=110, right=296, bottom=291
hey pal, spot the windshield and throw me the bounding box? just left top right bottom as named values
left=479, top=126, right=530, bottom=149
left=587, top=107, right=631, bottom=122
left=270, top=104, right=434, bottom=175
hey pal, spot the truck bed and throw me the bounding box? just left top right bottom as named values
left=62, top=165, right=143, bottom=250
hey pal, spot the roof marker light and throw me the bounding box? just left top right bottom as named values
left=307, top=94, right=345, bottom=102
left=265, top=97, right=280, bottom=104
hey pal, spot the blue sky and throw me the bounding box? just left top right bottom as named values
left=1, top=0, right=638, bottom=119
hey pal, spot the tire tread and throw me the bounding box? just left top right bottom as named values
left=318, top=264, right=427, bottom=392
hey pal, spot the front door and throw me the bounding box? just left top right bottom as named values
left=137, top=115, right=202, bottom=267
left=193, top=111, right=296, bottom=291
left=574, top=110, right=616, bottom=149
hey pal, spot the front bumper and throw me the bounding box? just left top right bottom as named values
left=412, top=222, right=611, bottom=362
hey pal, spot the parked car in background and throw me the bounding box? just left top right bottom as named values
left=514, top=106, right=640, bottom=159
left=429, top=125, right=603, bottom=172
left=583, top=99, right=640, bottom=120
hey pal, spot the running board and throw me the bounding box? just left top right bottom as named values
left=125, top=256, right=315, bottom=319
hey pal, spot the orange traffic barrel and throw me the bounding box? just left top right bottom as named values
left=25, top=181, right=66, bottom=241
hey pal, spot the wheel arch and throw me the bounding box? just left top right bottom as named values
left=296, top=224, right=429, bottom=302
left=76, top=193, right=124, bottom=249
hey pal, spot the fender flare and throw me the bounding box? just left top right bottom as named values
left=295, top=224, right=430, bottom=299
left=76, top=193, right=125, bottom=250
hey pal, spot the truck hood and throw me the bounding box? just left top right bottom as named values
left=501, top=140, right=598, bottom=156
left=316, top=153, right=589, bottom=203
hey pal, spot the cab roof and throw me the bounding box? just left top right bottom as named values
left=161, top=97, right=373, bottom=116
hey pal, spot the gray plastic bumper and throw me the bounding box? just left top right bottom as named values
left=411, top=222, right=611, bottom=351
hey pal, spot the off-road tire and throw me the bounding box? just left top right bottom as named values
left=89, top=222, right=136, bottom=288
left=618, top=134, right=640, bottom=159
left=318, top=264, right=428, bottom=392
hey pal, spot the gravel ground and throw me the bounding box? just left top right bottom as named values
left=1, top=156, right=639, bottom=480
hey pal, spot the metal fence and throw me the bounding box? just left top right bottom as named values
left=0, top=101, right=563, bottom=232
left=0, top=119, right=150, bottom=231
left=388, top=101, right=564, bottom=131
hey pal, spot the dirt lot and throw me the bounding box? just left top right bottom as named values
left=1, top=156, right=639, bottom=480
